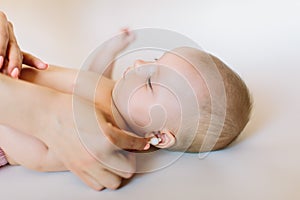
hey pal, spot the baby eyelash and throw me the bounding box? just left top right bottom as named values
left=147, top=76, right=153, bottom=90
left=154, top=58, right=158, bottom=61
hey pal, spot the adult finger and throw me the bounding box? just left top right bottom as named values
left=106, top=123, right=150, bottom=151
left=22, top=51, right=48, bottom=69
left=5, top=41, right=22, bottom=78
left=72, top=168, right=105, bottom=191
left=5, top=21, right=23, bottom=77
left=104, top=164, right=134, bottom=179
left=7, top=21, right=47, bottom=70
left=0, top=12, right=9, bottom=69
left=103, top=150, right=137, bottom=178
left=86, top=166, right=122, bottom=190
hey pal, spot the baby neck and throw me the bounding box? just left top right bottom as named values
left=94, top=77, right=129, bottom=130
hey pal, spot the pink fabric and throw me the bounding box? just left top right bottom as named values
left=0, top=148, right=8, bottom=167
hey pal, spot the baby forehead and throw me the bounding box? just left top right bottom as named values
left=156, top=51, right=209, bottom=100
left=160, top=51, right=194, bottom=65
left=158, top=51, right=203, bottom=72
left=157, top=52, right=203, bottom=82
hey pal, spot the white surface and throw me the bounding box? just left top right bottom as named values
left=1, top=0, right=300, bottom=199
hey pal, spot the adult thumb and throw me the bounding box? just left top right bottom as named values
left=106, top=123, right=150, bottom=151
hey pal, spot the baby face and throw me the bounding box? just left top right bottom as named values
left=112, top=50, right=206, bottom=142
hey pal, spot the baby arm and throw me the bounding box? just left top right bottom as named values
left=20, top=28, right=135, bottom=103
left=87, top=28, right=135, bottom=77
left=20, top=65, right=115, bottom=121
left=0, top=125, right=66, bottom=171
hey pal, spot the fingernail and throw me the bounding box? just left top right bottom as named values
left=0, top=56, right=3, bottom=69
left=11, top=68, right=19, bottom=78
left=38, top=62, right=48, bottom=69
left=143, top=143, right=150, bottom=150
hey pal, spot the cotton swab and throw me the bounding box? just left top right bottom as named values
left=149, top=137, right=162, bottom=145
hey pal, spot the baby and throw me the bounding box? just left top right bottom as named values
left=0, top=30, right=251, bottom=170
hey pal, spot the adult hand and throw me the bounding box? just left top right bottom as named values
left=0, top=11, right=47, bottom=78
left=0, top=71, right=150, bottom=190
left=40, top=94, right=150, bottom=190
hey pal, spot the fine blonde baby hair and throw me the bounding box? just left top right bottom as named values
left=168, top=48, right=252, bottom=153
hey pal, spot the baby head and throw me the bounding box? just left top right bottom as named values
left=112, top=47, right=252, bottom=153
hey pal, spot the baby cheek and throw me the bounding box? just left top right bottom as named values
left=127, top=85, right=181, bottom=133
left=128, top=89, right=154, bottom=128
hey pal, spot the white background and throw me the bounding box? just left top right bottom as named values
left=0, top=0, right=300, bottom=199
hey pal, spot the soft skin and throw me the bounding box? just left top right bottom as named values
left=19, top=46, right=208, bottom=151
left=0, top=26, right=149, bottom=190
left=0, top=16, right=251, bottom=189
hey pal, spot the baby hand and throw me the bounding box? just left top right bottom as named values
left=118, top=28, right=136, bottom=49
left=88, top=28, right=136, bottom=77
left=104, top=28, right=136, bottom=55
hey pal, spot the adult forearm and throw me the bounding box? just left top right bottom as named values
left=0, top=73, right=62, bottom=137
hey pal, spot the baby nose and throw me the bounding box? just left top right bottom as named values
left=134, top=59, right=149, bottom=68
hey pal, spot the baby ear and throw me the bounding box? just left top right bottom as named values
left=157, top=129, right=176, bottom=148
left=146, top=129, right=176, bottom=149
